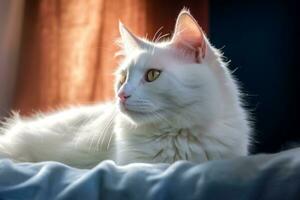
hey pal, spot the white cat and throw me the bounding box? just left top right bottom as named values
left=0, top=9, right=251, bottom=168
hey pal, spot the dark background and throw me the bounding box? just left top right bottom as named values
left=210, top=0, right=299, bottom=154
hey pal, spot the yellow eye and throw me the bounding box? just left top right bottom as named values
left=145, top=69, right=161, bottom=82
left=119, top=72, right=127, bottom=85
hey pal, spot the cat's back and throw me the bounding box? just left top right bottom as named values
left=1, top=103, right=114, bottom=136
left=0, top=102, right=116, bottom=167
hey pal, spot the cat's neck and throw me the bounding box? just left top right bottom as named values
left=118, top=109, right=207, bottom=139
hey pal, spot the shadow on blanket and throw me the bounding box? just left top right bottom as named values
left=0, top=148, right=300, bottom=200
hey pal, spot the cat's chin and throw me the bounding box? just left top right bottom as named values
left=118, top=106, right=163, bottom=125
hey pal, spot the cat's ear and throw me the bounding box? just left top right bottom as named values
left=171, top=10, right=207, bottom=63
left=119, top=22, right=144, bottom=54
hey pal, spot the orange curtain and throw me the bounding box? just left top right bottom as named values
left=14, top=0, right=208, bottom=115
left=0, top=0, right=24, bottom=118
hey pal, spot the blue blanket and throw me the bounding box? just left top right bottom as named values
left=0, top=148, right=300, bottom=200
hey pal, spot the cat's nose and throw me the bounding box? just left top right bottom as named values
left=118, top=91, right=131, bottom=103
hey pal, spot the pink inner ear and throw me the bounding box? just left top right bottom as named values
left=172, top=27, right=206, bottom=63
left=171, top=14, right=207, bottom=63
left=195, top=36, right=206, bottom=62
left=172, top=31, right=206, bottom=63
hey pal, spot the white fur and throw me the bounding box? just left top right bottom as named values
left=0, top=103, right=116, bottom=168
left=0, top=9, right=251, bottom=168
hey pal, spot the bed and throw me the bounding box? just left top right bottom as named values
left=0, top=148, right=299, bottom=200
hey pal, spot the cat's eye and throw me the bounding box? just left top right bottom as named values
left=145, top=69, right=161, bottom=82
left=119, top=72, right=127, bottom=85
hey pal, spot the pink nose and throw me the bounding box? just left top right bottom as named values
left=118, top=91, right=131, bottom=103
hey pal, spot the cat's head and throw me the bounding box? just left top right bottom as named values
left=115, top=9, right=226, bottom=126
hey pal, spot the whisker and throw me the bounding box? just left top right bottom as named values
left=88, top=107, right=117, bottom=153
left=155, top=33, right=170, bottom=43
left=154, top=31, right=163, bottom=43
left=106, top=127, right=114, bottom=150
left=153, top=111, right=172, bottom=127
left=152, top=26, right=164, bottom=42
left=98, top=108, right=117, bottom=152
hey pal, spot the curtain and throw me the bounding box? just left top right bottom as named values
left=0, top=0, right=24, bottom=118
left=13, top=0, right=208, bottom=115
